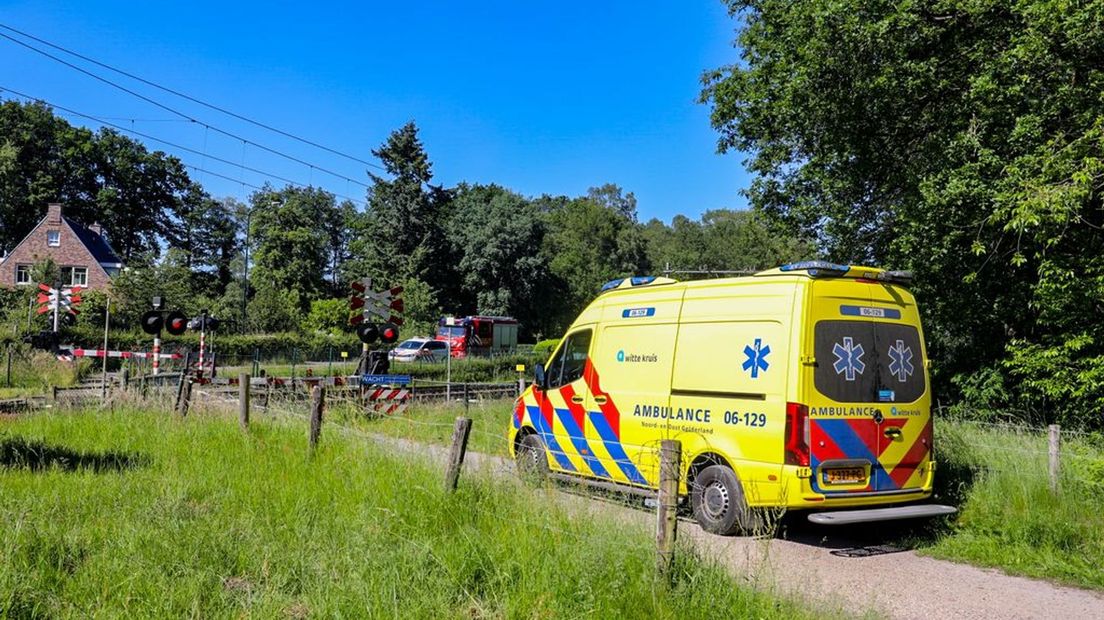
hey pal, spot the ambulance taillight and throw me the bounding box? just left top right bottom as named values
left=784, top=402, right=811, bottom=466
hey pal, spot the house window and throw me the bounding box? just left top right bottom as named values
left=47, top=230, right=60, bottom=246
left=61, top=267, right=88, bottom=287
left=15, top=265, right=31, bottom=285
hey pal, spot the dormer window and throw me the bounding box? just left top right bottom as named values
left=47, top=230, right=60, bottom=247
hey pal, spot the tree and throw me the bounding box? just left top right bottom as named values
left=248, top=185, right=337, bottom=311
left=171, top=186, right=241, bottom=296
left=702, top=0, right=1104, bottom=425
left=542, top=196, right=650, bottom=330
left=587, top=183, right=638, bottom=222
left=446, top=184, right=555, bottom=338
left=90, top=129, right=193, bottom=262
left=0, top=100, right=98, bottom=253
left=346, top=123, right=453, bottom=295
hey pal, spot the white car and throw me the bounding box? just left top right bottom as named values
left=388, top=338, right=450, bottom=362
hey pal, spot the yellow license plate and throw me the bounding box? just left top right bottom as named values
left=824, top=467, right=866, bottom=484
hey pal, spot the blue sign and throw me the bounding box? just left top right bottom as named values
left=621, top=307, right=656, bottom=318
left=362, top=374, right=411, bottom=386
left=742, top=338, right=771, bottom=378
left=832, top=337, right=866, bottom=381
left=840, top=305, right=902, bottom=319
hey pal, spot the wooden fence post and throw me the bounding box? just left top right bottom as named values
left=51, top=385, right=59, bottom=403
left=1048, top=424, right=1060, bottom=493
left=176, top=377, right=193, bottom=417
left=239, top=373, right=251, bottom=432
left=656, top=439, right=681, bottom=576
left=308, top=386, right=324, bottom=452
left=463, top=382, right=470, bottom=414
left=120, top=366, right=130, bottom=392
left=444, top=416, right=473, bottom=491
left=174, top=352, right=192, bottom=412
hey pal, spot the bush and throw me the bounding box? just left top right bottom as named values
left=533, top=338, right=560, bottom=357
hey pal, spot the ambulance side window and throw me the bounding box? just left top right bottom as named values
left=546, top=329, right=592, bottom=389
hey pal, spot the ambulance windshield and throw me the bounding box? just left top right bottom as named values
left=813, top=320, right=925, bottom=404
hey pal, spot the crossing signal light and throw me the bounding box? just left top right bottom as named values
left=380, top=322, right=399, bottom=344
left=165, top=310, right=188, bottom=336
left=356, top=322, right=379, bottom=344
left=140, top=311, right=164, bottom=335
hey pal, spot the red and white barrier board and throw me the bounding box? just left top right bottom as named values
left=60, top=348, right=183, bottom=360
left=365, top=387, right=410, bottom=416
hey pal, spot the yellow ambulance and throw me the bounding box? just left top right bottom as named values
left=509, top=261, right=955, bottom=534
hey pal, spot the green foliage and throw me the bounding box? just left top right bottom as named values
left=0, top=409, right=816, bottom=618
left=248, top=185, right=341, bottom=307
left=642, top=209, right=814, bottom=275
left=702, top=0, right=1104, bottom=428
left=927, top=420, right=1104, bottom=589
left=245, top=286, right=301, bottom=334
left=543, top=196, right=650, bottom=329
left=533, top=338, right=560, bottom=357
left=299, top=298, right=350, bottom=336
left=447, top=184, right=554, bottom=337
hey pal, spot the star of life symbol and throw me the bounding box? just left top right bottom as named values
left=832, top=336, right=866, bottom=381
left=888, top=339, right=914, bottom=382
left=742, top=338, right=770, bottom=378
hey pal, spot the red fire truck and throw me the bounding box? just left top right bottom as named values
left=435, top=316, right=519, bottom=358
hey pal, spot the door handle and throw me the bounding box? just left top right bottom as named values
left=883, top=427, right=903, bottom=439
left=593, top=396, right=608, bottom=404
left=571, top=396, right=585, bottom=404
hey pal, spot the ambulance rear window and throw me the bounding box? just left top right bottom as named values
left=813, top=320, right=925, bottom=403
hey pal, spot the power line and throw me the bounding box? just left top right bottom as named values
left=0, top=29, right=374, bottom=189
left=0, top=22, right=384, bottom=171
left=0, top=86, right=366, bottom=206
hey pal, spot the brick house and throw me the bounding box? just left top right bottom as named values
left=0, top=203, right=124, bottom=291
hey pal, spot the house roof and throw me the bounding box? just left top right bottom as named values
left=64, top=217, right=123, bottom=266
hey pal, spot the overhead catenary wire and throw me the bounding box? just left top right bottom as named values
left=0, top=29, right=374, bottom=189
left=0, top=86, right=366, bottom=206
left=0, top=22, right=385, bottom=171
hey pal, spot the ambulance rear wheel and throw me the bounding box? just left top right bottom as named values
left=691, top=465, right=759, bottom=536
left=516, top=433, right=549, bottom=484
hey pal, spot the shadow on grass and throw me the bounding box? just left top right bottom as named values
left=0, top=436, right=148, bottom=472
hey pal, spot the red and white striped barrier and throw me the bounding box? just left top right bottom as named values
left=365, top=387, right=410, bottom=416
left=61, top=348, right=182, bottom=360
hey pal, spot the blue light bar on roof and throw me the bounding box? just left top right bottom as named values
left=600, top=275, right=660, bottom=294
left=779, top=261, right=851, bottom=277
left=600, top=278, right=625, bottom=292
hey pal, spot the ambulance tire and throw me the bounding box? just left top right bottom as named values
left=516, top=433, right=549, bottom=484
left=691, top=465, right=760, bottom=536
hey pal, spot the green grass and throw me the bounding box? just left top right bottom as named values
left=1, top=351, right=88, bottom=394
left=0, top=407, right=818, bottom=618
left=350, top=400, right=1104, bottom=592
left=921, top=419, right=1104, bottom=590
left=329, top=398, right=515, bottom=457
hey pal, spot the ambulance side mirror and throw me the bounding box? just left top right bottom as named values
left=534, top=363, right=547, bottom=390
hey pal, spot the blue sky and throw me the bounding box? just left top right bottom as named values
left=0, top=2, right=750, bottom=223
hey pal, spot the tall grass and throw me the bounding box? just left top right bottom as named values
left=925, top=419, right=1104, bottom=589
left=1, top=350, right=89, bottom=397
left=339, top=398, right=1104, bottom=591
left=0, top=408, right=818, bottom=618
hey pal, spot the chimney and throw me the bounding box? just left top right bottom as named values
left=89, top=222, right=103, bottom=236
left=46, top=203, right=62, bottom=225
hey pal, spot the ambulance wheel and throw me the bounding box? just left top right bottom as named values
left=516, top=433, right=549, bottom=483
left=691, top=465, right=759, bottom=536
